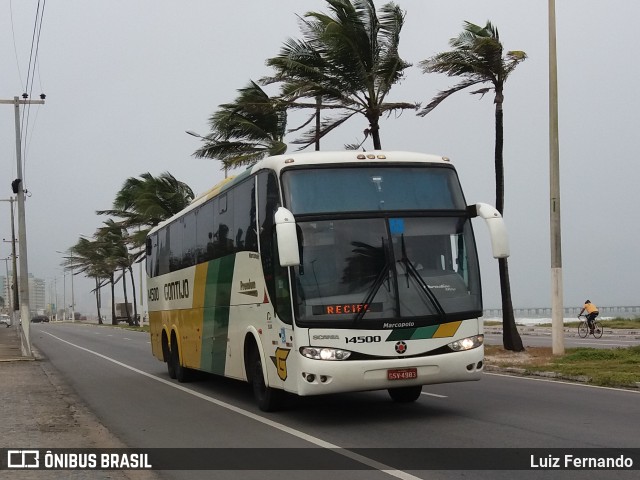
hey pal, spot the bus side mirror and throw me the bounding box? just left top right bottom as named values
left=470, top=203, right=510, bottom=259
left=274, top=207, right=301, bottom=267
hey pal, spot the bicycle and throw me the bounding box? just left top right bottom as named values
left=577, top=314, right=603, bottom=339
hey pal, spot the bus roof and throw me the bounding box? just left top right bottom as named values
left=148, top=151, right=452, bottom=235
left=251, top=150, right=451, bottom=176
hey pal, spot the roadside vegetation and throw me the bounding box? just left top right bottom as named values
left=485, top=345, right=640, bottom=389
left=484, top=317, right=640, bottom=389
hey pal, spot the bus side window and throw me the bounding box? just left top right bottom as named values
left=214, top=193, right=234, bottom=258
left=195, top=200, right=215, bottom=263
left=233, top=178, right=257, bottom=253
left=157, top=228, right=169, bottom=276
left=258, top=171, right=292, bottom=324
left=146, top=235, right=156, bottom=277
left=183, top=211, right=197, bottom=268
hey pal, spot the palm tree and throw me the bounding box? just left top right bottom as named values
left=97, top=220, right=137, bottom=325
left=263, top=0, right=417, bottom=150
left=419, top=21, right=526, bottom=351
left=97, top=172, right=194, bottom=324
left=98, top=172, right=195, bottom=252
left=64, top=237, right=113, bottom=325
left=192, top=81, right=287, bottom=171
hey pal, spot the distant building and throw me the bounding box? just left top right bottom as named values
left=0, top=273, right=46, bottom=317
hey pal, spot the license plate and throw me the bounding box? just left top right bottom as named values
left=387, top=368, right=418, bottom=381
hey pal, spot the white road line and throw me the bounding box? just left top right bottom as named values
left=421, top=391, right=447, bottom=398
left=484, top=371, right=640, bottom=393
left=41, top=331, right=423, bottom=480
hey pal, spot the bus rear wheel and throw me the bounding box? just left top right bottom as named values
left=388, top=385, right=422, bottom=403
left=163, top=336, right=176, bottom=379
left=171, top=337, right=192, bottom=383
left=250, top=350, right=283, bottom=412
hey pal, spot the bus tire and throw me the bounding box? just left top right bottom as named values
left=250, top=349, right=283, bottom=412
left=171, top=336, right=192, bottom=383
left=388, top=385, right=422, bottom=403
left=163, top=335, right=176, bottom=379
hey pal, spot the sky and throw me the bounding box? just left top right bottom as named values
left=1, top=0, right=639, bottom=317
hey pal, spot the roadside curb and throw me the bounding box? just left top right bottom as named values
left=484, top=364, right=639, bottom=389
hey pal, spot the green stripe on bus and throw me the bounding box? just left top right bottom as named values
left=386, top=325, right=440, bottom=341
left=200, top=255, right=235, bottom=374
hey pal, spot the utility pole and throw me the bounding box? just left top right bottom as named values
left=548, top=1, right=565, bottom=355
left=1, top=197, right=20, bottom=312
left=1, top=95, right=45, bottom=356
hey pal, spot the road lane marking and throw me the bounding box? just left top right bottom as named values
left=421, top=392, right=447, bottom=398
left=41, top=331, right=422, bottom=480
left=484, top=371, right=640, bottom=393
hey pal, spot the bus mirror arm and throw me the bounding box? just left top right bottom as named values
left=470, top=203, right=510, bottom=259
left=274, top=207, right=301, bottom=267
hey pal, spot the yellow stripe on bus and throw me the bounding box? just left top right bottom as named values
left=433, top=321, right=462, bottom=338
left=192, top=263, right=209, bottom=309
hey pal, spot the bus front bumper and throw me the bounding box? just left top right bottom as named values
left=293, top=347, right=484, bottom=396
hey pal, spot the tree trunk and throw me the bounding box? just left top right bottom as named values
left=95, top=278, right=103, bottom=325
left=122, top=267, right=132, bottom=325
left=315, top=96, right=321, bottom=151
left=110, top=274, right=117, bottom=325
left=495, top=98, right=524, bottom=351
left=369, top=113, right=382, bottom=150
left=128, top=266, right=139, bottom=326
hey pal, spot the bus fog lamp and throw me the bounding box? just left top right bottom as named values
left=301, top=347, right=351, bottom=361
left=448, top=334, right=483, bottom=352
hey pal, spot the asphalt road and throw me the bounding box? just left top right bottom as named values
left=30, top=323, right=640, bottom=480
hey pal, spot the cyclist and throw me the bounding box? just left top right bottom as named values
left=579, top=300, right=599, bottom=334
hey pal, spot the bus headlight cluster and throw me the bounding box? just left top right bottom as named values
left=448, top=334, right=484, bottom=352
left=300, top=347, right=352, bottom=361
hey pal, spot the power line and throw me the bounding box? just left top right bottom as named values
left=20, top=0, right=47, bottom=188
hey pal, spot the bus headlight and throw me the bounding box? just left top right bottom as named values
left=300, top=347, right=352, bottom=361
left=448, top=334, right=484, bottom=352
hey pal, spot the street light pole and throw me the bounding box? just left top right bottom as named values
left=57, top=250, right=75, bottom=322
left=549, top=0, right=565, bottom=355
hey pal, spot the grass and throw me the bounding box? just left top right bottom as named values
left=484, top=345, right=640, bottom=388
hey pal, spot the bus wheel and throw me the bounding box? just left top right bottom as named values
left=164, top=337, right=176, bottom=379
left=171, top=337, right=191, bottom=383
left=250, top=350, right=282, bottom=412
left=388, top=385, right=422, bottom=403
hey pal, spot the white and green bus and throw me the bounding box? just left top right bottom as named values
left=146, top=151, right=509, bottom=411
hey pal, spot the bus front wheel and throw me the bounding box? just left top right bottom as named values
left=388, top=385, right=422, bottom=403
left=250, top=350, right=283, bottom=412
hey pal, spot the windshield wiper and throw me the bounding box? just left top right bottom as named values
left=400, top=235, right=447, bottom=319
left=353, top=239, right=390, bottom=323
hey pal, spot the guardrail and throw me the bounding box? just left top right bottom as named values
left=484, top=306, right=640, bottom=318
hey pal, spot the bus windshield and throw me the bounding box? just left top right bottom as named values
left=282, top=166, right=481, bottom=329
left=282, top=165, right=466, bottom=214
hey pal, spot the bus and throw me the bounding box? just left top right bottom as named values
left=146, top=151, right=509, bottom=411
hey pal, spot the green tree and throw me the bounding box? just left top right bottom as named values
left=96, top=172, right=194, bottom=324
left=96, top=220, right=137, bottom=325
left=192, top=81, right=287, bottom=172
left=419, top=21, right=526, bottom=351
left=264, top=0, right=416, bottom=150
left=98, top=172, right=194, bottom=253
left=64, top=237, right=114, bottom=325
